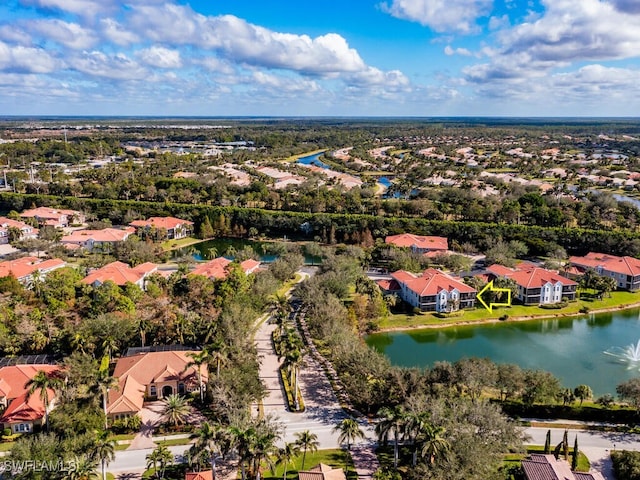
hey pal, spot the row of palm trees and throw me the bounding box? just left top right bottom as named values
left=375, top=406, right=449, bottom=469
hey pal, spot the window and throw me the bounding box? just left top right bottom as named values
left=150, top=385, right=157, bottom=396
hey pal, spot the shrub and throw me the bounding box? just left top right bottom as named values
left=579, top=306, right=590, bottom=314
left=1, top=428, right=10, bottom=438
left=499, top=314, right=510, bottom=321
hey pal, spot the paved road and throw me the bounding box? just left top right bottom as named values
left=524, top=426, right=640, bottom=480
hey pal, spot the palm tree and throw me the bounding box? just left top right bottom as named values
left=24, top=370, right=64, bottom=432
left=68, top=455, right=99, bottom=480
left=333, top=417, right=365, bottom=451
left=229, top=425, right=256, bottom=480
left=161, top=394, right=190, bottom=428
left=146, top=445, right=174, bottom=480
left=185, top=350, right=211, bottom=402
left=273, top=442, right=300, bottom=480
left=283, top=348, right=304, bottom=410
left=295, top=430, right=319, bottom=471
left=208, top=344, right=228, bottom=379
left=91, top=430, right=116, bottom=480
left=95, top=356, right=118, bottom=429
left=375, top=406, right=405, bottom=469
left=403, top=411, right=431, bottom=467
left=418, top=424, right=449, bottom=466
left=190, top=422, right=224, bottom=480
left=250, top=430, right=278, bottom=480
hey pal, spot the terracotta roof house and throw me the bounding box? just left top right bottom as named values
left=60, top=227, right=135, bottom=252
left=390, top=268, right=476, bottom=312
left=0, top=256, right=66, bottom=287
left=185, top=472, right=213, bottom=480
left=129, top=217, right=194, bottom=240
left=106, top=351, right=207, bottom=419
left=487, top=264, right=578, bottom=305
left=19, top=207, right=84, bottom=228
left=298, top=464, right=346, bottom=480
left=0, top=217, right=38, bottom=244
left=385, top=233, right=448, bottom=253
left=190, top=257, right=261, bottom=280
left=522, top=454, right=605, bottom=480
left=569, top=252, right=640, bottom=291
left=82, top=261, right=158, bottom=289
left=0, top=365, right=61, bottom=434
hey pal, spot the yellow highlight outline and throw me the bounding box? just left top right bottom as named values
left=476, top=280, right=512, bottom=312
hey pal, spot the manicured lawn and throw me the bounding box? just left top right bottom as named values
left=0, top=442, right=15, bottom=452
left=275, top=273, right=302, bottom=298
left=111, top=433, right=137, bottom=441
left=160, top=236, right=202, bottom=252
left=156, top=437, right=193, bottom=447
left=378, top=291, right=640, bottom=330
left=263, top=449, right=357, bottom=479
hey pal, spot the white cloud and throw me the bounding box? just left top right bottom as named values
left=0, top=41, right=58, bottom=73
left=30, top=20, right=97, bottom=49
left=137, top=46, right=182, bottom=69
left=380, top=0, right=493, bottom=34
left=69, top=51, right=146, bottom=80
left=129, top=6, right=378, bottom=76
left=445, top=45, right=473, bottom=56
left=100, top=19, right=139, bottom=46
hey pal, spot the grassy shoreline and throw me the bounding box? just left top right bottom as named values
left=377, top=291, right=640, bottom=332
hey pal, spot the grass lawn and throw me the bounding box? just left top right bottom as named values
left=160, top=236, right=202, bottom=252
left=115, top=443, right=130, bottom=451
left=378, top=291, right=640, bottom=330
left=156, top=437, right=193, bottom=447
left=263, top=449, right=357, bottom=479
left=0, top=442, right=14, bottom=452
left=275, top=273, right=302, bottom=298
left=112, top=433, right=137, bottom=441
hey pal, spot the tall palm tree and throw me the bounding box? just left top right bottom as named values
left=418, top=424, right=449, bottom=466
left=250, top=430, right=278, bottom=480
left=161, top=394, right=190, bottom=429
left=333, top=417, right=365, bottom=451
left=273, top=442, right=300, bottom=480
left=185, top=350, right=211, bottom=402
left=146, top=445, right=174, bottom=480
left=95, top=355, right=118, bottom=429
left=190, top=422, right=224, bottom=480
left=91, top=430, right=116, bottom=480
left=229, top=425, right=256, bottom=480
left=403, top=411, right=431, bottom=467
left=208, top=344, right=228, bottom=379
left=283, top=348, right=304, bottom=410
left=24, top=370, right=64, bottom=432
left=375, top=406, right=405, bottom=469
left=294, top=430, right=319, bottom=471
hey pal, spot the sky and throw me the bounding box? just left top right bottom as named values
left=1, top=0, right=640, bottom=117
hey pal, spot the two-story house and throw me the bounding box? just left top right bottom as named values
left=487, top=264, right=578, bottom=305
left=385, top=233, right=449, bottom=254
left=386, top=268, right=476, bottom=312
left=19, top=207, right=84, bottom=228
left=81, top=261, right=158, bottom=290
left=60, top=227, right=135, bottom=253
left=129, top=217, right=194, bottom=240
left=0, top=217, right=38, bottom=244
left=0, top=256, right=67, bottom=287
left=569, top=252, right=640, bottom=291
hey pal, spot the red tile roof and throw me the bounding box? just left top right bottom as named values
left=61, top=227, right=135, bottom=245
left=385, top=234, right=448, bottom=251
left=0, top=365, right=61, bottom=425
left=376, top=279, right=400, bottom=291
left=107, top=351, right=206, bottom=415
left=510, top=268, right=577, bottom=289
left=191, top=257, right=260, bottom=279
left=81, top=261, right=157, bottom=286
left=130, top=217, right=193, bottom=230
left=570, top=252, right=640, bottom=276
left=391, top=268, right=475, bottom=296
left=185, top=472, right=213, bottom=480
left=0, top=257, right=66, bottom=281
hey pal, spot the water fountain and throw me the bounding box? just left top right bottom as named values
left=604, top=339, right=640, bottom=368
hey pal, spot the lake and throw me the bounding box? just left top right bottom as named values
left=366, top=309, right=640, bottom=396
left=296, top=152, right=331, bottom=169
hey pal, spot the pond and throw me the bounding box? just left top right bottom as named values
left=174, top=238, right=322, bottom=265
left=366, top=308, right=640, bottom=396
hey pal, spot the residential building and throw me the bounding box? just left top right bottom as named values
left=190, top=257, right=261, bottom=280
left=106, top=351, right=207, bottom=420
left=487, top=264, right=578, bottom=305
left=0, top=217, right=38, bottom=244
left=569, top=252, right=640, bottom=291
left=386, top=268, right=476, bottom=312
left=129, top=216, right=194, bottom=240
left=19, top=207, right=84, bottom=228
left=185, top=472, right=213, bottom=480
left=0, top=256, right=66, bottom=287
left=0, top=365, right=61, bottom=434
left=82, top=261, right=158, bottom=289
left=385, top=233, right=448, bottom=253
left=298, top=463, right=346, bottom=480
left=60, top=227, right=135, bottom=252
left=522, top=454, right=605, bottom=480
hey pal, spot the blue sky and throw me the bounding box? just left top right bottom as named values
left=1, top=0, right=640, bottom=116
